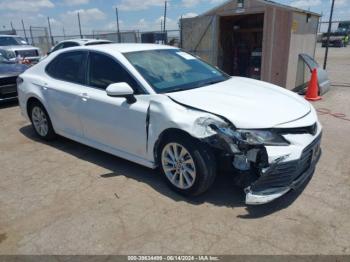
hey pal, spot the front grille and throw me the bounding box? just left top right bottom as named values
left=251, top=134, right=322, bottom=192
left=0, top=76, right=18, bottom=98
left=0, top=76, right=17, bottom=86
left=15, top=49, right=38, bottom=57
left=276, top=123, right=318, bottom=135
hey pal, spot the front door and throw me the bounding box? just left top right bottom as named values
left=79, top=51, right=150, bottom=159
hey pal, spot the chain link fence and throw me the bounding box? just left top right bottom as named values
left=5, top=26, right=180, bottom=53
left=91, top=30, right=139, bottom=43
left=14, top=27, right=51, bottom=54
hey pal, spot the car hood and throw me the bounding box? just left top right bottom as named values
left=167, top=77, right=311, bottom=129
left=0, top=63, right=28, bottom=76
left=1, top=45, right=39, bottom=51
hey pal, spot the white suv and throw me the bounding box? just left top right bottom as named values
left=17, top=44, right=322, bottom=205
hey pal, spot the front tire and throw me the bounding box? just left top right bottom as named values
left=29, top=101, right=56, bottom=141
left=159, top=135, right=217, bottom=196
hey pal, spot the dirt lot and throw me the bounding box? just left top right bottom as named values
left=0, top=45, right=349, bottom=255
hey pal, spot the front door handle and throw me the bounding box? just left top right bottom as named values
left=80, top=93, right=89, bottom=101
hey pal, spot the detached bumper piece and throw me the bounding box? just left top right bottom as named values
left=245, top=134, right=322, bottom=205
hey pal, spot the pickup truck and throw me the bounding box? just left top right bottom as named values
left=0, top=35, right=41, bottom=63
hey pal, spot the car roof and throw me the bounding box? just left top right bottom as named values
left=0, top=35, right=22, bottom=37
left=78, top=43, right=178, bottom=53
left=58, top=38, right=112, bottom=45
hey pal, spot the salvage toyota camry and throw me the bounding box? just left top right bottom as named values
left=17, top=44, right=322, bottom=205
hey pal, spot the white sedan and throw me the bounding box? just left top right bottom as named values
left=17, top=44, right=322, bottom=205
left=47, top=38, right=112, bottom=55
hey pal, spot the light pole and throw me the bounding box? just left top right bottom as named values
left=323, top=0, right=335, bottom=70
left=47, top=17, right=54, bottom=46
left=116, top=7, right=121, bottom=43
left=21, top=20, right=28, bottom=43
left=163, top=1, right=167, bottom=44
left=78, top=12, right=82, bottom=39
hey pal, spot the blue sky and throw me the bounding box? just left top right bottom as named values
left=0, top=0, right=349, bottom=35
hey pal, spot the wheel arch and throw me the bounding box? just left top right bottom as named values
left=153, top=128, right=202, bottom=167
left=26, top=96, right=45, bottom=120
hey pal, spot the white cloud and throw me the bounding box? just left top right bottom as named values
left=182, top=0, right=201, bottom=8
left=0, top=0, right=54, bottom=12
left=181, top=12, right=198, bottom=18
left=118, top=0, right=168, bottom=11
left=64, top=8, right=106, bottom=21
left=56, top=8, right=106, bottom=34
left=290, top=0, right=321, bottom=9
left=335, top=0, right=348, bottom=6
left=181, top=0, right=225, bottom=8
left=63, top=0, right=90, bottom=6
left=107, top=16, right=179, bottom=31
left=156, top=16, right=173, bottom=24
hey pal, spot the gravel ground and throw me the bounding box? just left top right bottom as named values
left=0, top=45, right=349, bottom=255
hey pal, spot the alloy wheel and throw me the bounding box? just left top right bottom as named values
left=31, top=106, right=49, bottom=137
left=161, top=143, right=196, bottom=190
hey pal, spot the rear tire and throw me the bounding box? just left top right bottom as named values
left=158, top=135, right=217, bottom=196
left=29, top=101, right=56, bottom=141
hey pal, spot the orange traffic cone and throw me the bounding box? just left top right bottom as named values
left=305, top=68, right=322, bottom=101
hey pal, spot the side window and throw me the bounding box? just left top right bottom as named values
left=46, top=51, right=87, bottom=85
left=63, top=42, right=79, bottom=48
left=52, top=43, right=64, bottom=52
left=88, top=52, right=141, bottom=93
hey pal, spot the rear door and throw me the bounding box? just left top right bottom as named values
left=45, top=51, right=88, bottom=138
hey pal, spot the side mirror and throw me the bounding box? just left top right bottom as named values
left=106, top=82, right=136, bottom=103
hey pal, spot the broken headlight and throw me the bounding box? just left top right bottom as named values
left=238, top=130, right=290, bottom=146
left=195, top=117, right=289, bottom=147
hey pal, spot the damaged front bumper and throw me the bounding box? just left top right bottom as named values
left=195, top=114, right=322, bottom=205
left=245, top=133, right=322, bottom=205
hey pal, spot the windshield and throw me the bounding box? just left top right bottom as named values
left=0, top=36, right=28, bottom=46
left=0, top=50, right=11, bottom=63
left=0, top=53, right=6, bottom=63
left=124, top=49, right=229, bottom=93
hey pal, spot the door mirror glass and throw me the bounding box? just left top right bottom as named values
left=106, top=82, right=134, bottom=97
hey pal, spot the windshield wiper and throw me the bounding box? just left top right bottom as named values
left=193, top=79, right=225, bottom=89
left=164, top=79, right=227, bottom=94
left=165, top=87, right=188, bottom=93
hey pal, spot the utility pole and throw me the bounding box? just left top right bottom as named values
left=29, top=26, right=34, bottom=45
left=21, top=19, right=28, bottom=43
left=323, top=0, right=335, bottom=70
left=180, top=15, right=183, bottom=48
left=163, top=1, right=167, bottom=33
left=10, top=21, right=14, bottom=31
left=115, top=7, right=121, bottom=43
left=22, top=19, right=29, bottom=43
left=163, top=0, right=167, bottom=44
left=77, top=12, right=82, bottom=39
left=47, top=17, right=54, bottom=46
